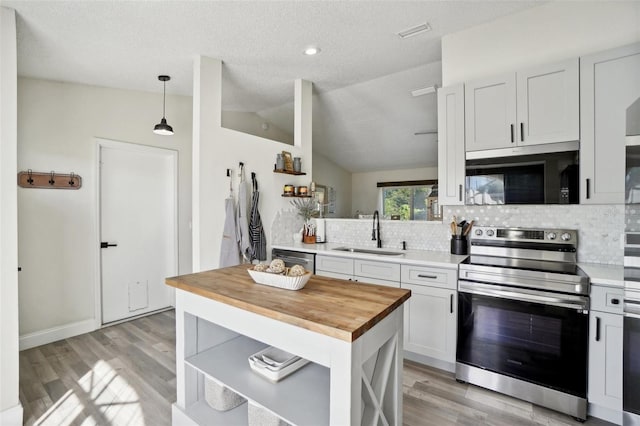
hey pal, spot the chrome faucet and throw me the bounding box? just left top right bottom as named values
left=372, top=210, right=382, bottom=248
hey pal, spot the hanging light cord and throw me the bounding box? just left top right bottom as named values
left=162, top=80, right=166, bottom=119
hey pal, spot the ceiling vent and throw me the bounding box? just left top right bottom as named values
left=397, top=22, right=432, bottom=39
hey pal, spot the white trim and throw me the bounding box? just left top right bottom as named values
left=0, top=403, right=23, bottom=426
left=588, top=403, right=623, bottom=425
left=19, top=319, right=96, bottom=351
left=94, top=138, right=179, bottom=326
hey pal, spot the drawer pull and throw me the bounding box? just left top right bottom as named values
left=611, top=298, right=620, bottom=305
left=417, top=274, right=437, bottom=279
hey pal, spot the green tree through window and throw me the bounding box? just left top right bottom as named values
left=382, top=185, right=432, bottom=220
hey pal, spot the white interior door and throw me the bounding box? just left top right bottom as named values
left=99, top=141, right=177, bottom=324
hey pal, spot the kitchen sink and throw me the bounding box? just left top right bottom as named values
left=332, top=247, right=405, bottom=256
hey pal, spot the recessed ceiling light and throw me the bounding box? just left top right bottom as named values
left=397, top=22, right=432, bottom=39
left=304, top=46, right=321, bottom=56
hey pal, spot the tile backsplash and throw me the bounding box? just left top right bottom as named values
left=272, top=205, right=624, bottom=265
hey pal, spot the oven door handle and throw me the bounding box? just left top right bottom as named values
left=458, top=281, right=589, bottom=311
left=624, top=299, right=640, bottom=317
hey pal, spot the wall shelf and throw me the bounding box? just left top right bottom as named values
left=282, top=194, right=312, bottom=198
left=274, top=169, right=306, bottom=176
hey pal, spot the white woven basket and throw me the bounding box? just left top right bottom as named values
left=247, top=269, right=311, bottom=291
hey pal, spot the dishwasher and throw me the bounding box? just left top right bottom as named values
left=271, top=248, right=315, bottom=274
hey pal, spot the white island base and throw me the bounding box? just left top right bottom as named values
left=172, top=288, right=405, bottom=426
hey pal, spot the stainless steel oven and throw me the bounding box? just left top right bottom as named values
left=456, top=227, right=590, bottom=421
left=623, top=235, right=640, bottom=425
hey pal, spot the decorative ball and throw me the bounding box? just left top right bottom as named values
left=269, top=259, right=286, bottom=274
left=288, top=264, right=306, bottom=276
left=253, top=263, right=268, bottom=272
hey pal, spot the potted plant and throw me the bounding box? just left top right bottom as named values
left=291, top=198, right=318, bottom=243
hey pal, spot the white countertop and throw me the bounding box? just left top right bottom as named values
left=577, top=262, right=623, bottom=288
left=271, top=242, right=468, bottom=270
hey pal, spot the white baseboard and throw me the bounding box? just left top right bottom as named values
left=0, top=403, right=23, bottom=426
left=19, top=318, right=96, bottom=351
left=403, top=350, right=455, bottom=373
left=588, top=403, right=623, bottom=425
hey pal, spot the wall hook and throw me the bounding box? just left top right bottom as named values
left=17, top=170, right=82, bottom=190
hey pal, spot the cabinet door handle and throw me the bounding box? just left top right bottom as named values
left=417, top=274, right=437, bottom=279
left=510, top=124, right=515, bottom=143
left=459, top=184, right=462, bottom=202
left=595, top=316, right=601, bottom=342
left=520, top=122, right=524, bottom=142
left=450, top=294, right=454, bottom=314
left=586, top=178, right=591, bottom=200
left=611, top=298, right=620, bottom=305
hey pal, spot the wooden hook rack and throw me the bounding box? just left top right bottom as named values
left=17, top=170, right=82, bottom=190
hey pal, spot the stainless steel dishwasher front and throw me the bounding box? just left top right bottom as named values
left=271, top=248, right=315, bottom=274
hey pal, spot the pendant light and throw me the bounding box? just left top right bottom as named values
left=153, top=75, right=174, bottom=135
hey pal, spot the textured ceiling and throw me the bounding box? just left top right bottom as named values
left=5, top=0, right=544, bottom=172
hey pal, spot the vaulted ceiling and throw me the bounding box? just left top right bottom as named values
left=5, top=1, right=543, bottom=172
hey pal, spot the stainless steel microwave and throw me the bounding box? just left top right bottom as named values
left=465, top=151, right=579, bottom=205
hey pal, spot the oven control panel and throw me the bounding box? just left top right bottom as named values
left=471, top=226, right=578, bottom=245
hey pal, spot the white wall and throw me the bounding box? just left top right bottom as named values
left=192, top=57, right=312, bottom=270
left=351, top=167, right=438, bottom=216
left=0, top=6, right=22, bottom=423
left=17, top=78, right=193, bottom=336
left=311, top=151, right=352, bottom=218
left=442, top=1, right=640, bottom=86
left=222, top=110, right=294, bottom=146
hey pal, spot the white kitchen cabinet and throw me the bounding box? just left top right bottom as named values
left=316, top=255, right=353, bottom=276
left=437, top=84, right=466, bottom=206
left=315, top=255, right=400, bottom=287
left=402, top=283, right=456, bottom=363
left=516, top=59, right=579, bottom=145
left=580, top=43, right=640, bottom=204
left=400, top=264, right=457, bottom=370
left=465, top=73, right=516, bottom=151
left=465, top=58, right=579, bottom=152
left=588, top=285, right=624, bottom=424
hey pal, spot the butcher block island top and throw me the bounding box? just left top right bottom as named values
left=165, top=264, right=411, bottom=342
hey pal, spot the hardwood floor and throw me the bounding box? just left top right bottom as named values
left=19, top=310, right=176, bottom=425
left=20, top=310, right=613, bottom=426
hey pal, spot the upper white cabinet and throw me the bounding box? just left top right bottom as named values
left=438, top=84, right=466, bottom=206
left=580, top=43, right=640, bottom=204
left=465, top=73, right=516, bottom=151
left=465, top=59, right=579, bottom=152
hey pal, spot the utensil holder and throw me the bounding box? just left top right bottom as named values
left=302, top=234, right=316, bottom=244
left=450, top=235, right=468, bottom=255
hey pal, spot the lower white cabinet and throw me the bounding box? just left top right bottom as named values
left=315, top=255, right=400, bottom=287
left=400, top=264, right=457, bottom=369
left=402, top=283, right=456, bottom=362
left=588, top=285, right=624, bottom=423
left=316, top=256, right=459, bottom=367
